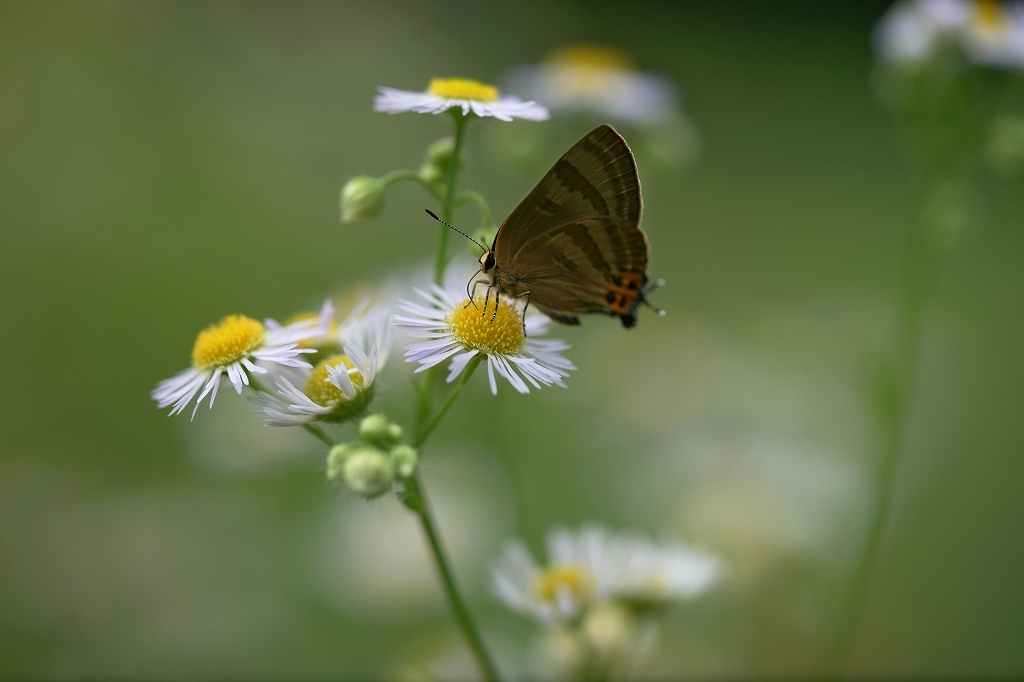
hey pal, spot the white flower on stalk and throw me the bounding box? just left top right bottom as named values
left=253, top=302, right=393, bottom=426
left=875, top=0, right=1024, bottom=68
left=490, top=524, right=720, bottom=625
left=374, top=77, right=549, bottom=122
left=393, top=283, right=575, bottom=395
left=504, top=45, right=680, bottom=126
left=152, top=313, right=323, bottom=419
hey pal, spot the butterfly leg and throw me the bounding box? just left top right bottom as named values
left=490, top=288, right=500, bottom=323
left=464, top=276, right=484, bottom=310
left=518, top=291, right=532, bottom=336
left=482, top=284, right=492, bottom=317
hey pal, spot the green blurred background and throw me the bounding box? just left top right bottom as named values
left=2, top=0, right=1023, bottom=678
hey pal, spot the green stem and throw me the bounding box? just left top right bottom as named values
left=414, top=355, right=482, bottom=448
left=303, top=423, right=335, bottom=447
left=380, top=169, right=442, bottom=203
left=404, top=471, right=498, bottom=682
left=406, top=358, right=497, bottom=680
left=831, top=200, right=945, bottom=676
left=434, top=112, right=468, bottom=285
left=454, top=190, right=495, bottom=230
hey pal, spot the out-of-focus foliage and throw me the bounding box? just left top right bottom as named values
left=1, top=1, right=1023, bottom=678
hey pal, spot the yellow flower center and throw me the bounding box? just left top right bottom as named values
left=974, top=0, right=1006, bottom=34
left=304, top=355, right=364, bottom=407
left=546, top=44, right=637, bottom=71
left=448, top=296, right=524, bottom=355
left=428, top=78, right=499, bottom=102
left=191, top=315, right=265, bottom=370
left=535, top=564, right=596, bottom=604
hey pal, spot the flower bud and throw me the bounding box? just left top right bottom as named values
left=582, top=602, right=635, bottom=658
left=419, top=137, right=457, bottom=187
left=340, top=176, right=385, bottom=224
left=425, top=136, right=456, bottom=169
left=343, top=447, right=394, bottom=498
left=358, top=413, right=403, bottom=445
left=390, top=444, right=419, bottom=478
left=326, top=442, right=357, bottom=481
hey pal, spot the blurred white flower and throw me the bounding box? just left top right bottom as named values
left=374, top=78, right=549, bottom=122
left=152, top=313, right=322, bottom=419
left=505, top=45, right=680, bottom=126
left=490, top=524, right=720, bottom=625
left=393, top=282, right=575, bottom=395
left=253, top=302, right=392, bottom=426
left=875, top=0, right=1024, bottom=68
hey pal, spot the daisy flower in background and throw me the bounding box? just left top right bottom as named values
left=253, top=302, right=393, bottom=426
left=875, top=0, right=1024, bottom=69
left=374, top=77, right=549, bottom=121
left=393, top=282, right=575, bottom=395
left=152, top=313, right=323, bottom=419
left=490, top=524, right=721, bottom=626
left=265, top=298, right=339, bottom=356
left=504, top=45, right=680, bottom=126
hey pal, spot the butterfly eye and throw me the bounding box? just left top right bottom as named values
left=483, top=253, right=496, bottom=271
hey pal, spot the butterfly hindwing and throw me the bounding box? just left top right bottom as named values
left=493, top=124, right=642, bottom=256
left=500, top=217, right=650, bottom=326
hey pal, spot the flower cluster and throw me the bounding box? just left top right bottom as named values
left=490, top=524, right=721, bottom=677
left=876, top=0, right=1024, bottom=68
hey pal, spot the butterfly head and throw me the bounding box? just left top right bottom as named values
left=478, top=250, right=497, bottom=275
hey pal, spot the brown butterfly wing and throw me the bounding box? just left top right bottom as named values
left=493, top=124, right=642, bottom=256
left=501, top=217, right=650, bottom=327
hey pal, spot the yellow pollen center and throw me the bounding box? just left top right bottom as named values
left=428, top=78, right=499, bottom=102
left=534, top=564, right=596, bottom=604
left=304, top=355, right=364, bottom=407
left=448, top=296, right=524, bottom=355
left=975, top=0, right=1006, bottom=33
left=546, top=44, right=637, bottom=71
left=191, top=315, right=265, bottom=370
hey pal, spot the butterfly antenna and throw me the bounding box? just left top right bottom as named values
left=642, top=278, right=667, bottom=316
left=424, top=209, right=488, bottom=252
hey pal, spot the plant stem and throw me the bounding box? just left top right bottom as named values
left=832, top=201, right=945, bottom=676
left=303, top=423, right=335, bottom=447
left=404, top=471, right=499, bottom=682
left=414, top=355, right=482, bottom=448
left=454, top=190, right=495, bottom=230
left=435, top=112, right=468, bottom=285
left=380, top=169, right=443, bottom=203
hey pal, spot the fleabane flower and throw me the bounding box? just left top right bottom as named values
left=393, top=284, right=575, bottom=395
left=504, top=45, right=680, bottom=126
left=875, top=0, right=1024, bottom=68
left=254, top=302, right=392, bottom=426
left=373, top=77, right=549, bottom=122
left=490, top=524, right=720, bottom=625
left=265, top=298, right=339, bottom=356
left=152, top=313, right=322, bottom=419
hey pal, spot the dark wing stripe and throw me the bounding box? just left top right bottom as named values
left=552, top=160, right=609, bottom=215
left=558, top=222, right=611, bottom=273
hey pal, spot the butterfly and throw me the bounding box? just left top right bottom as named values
left=428, top=124, right=657, bottom=328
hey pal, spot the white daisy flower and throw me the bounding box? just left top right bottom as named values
left=152, top=313, right=322, bottom=419
left=490, top=524, right=720, bottom=625
left=265, top=298, right=339, bottom=354
left=392, top=282, right=575, bottom=395
left=962, top=0, right=1024, bottom=67
left=373, top=77, right=549, bottom=122
left=253, top=302, right=393, bottom=426
left=875, top=0, right=1024, bottom=68
left=504, top=45, right=680, bottom=126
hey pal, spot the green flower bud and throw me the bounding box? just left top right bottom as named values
left=425, top=136, right=456, bottom=169
left=419, top=162, right=444, bottom=186
left=390, top=444, right=419, bottom=478
left=340, top=176, right=385, bottom=224
left=343, top=447, right=393, bottom=498
left=358, top=413, right=403, bottom=445
left=326, top=442, right=357, bottom=481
